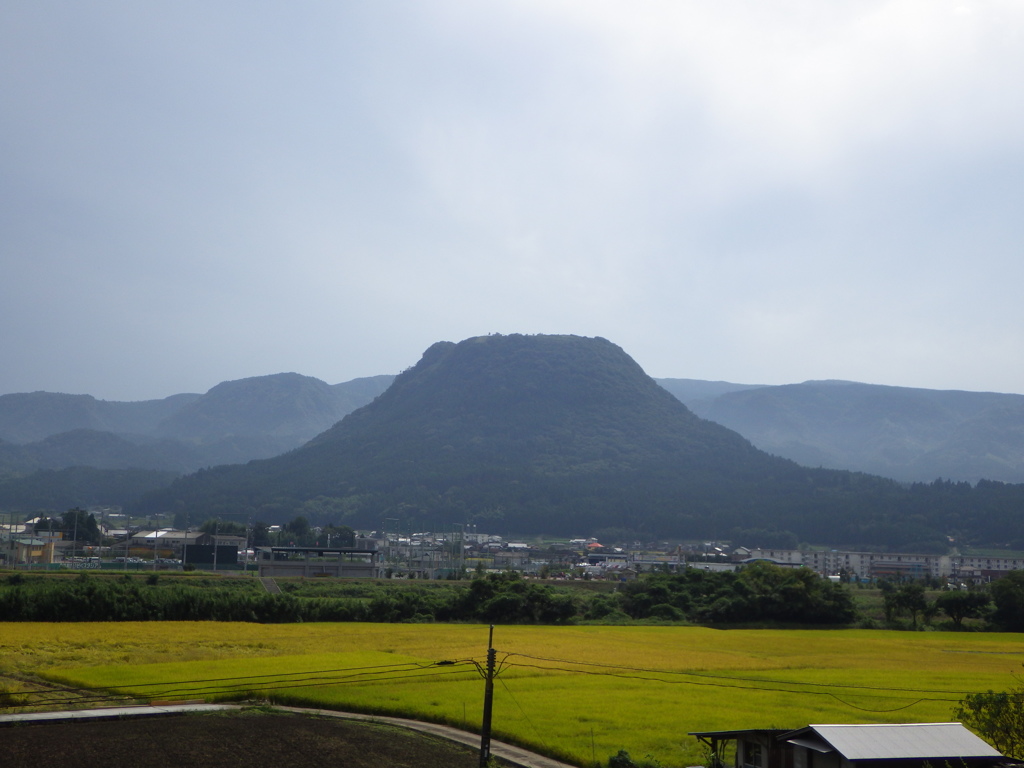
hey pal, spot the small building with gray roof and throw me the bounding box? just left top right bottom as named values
left=691, top=723, right=1006, bottom=768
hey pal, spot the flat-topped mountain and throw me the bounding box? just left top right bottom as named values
left=140, top=334, right=977, bottom=547
left=297, top=334, right=776, bottom=479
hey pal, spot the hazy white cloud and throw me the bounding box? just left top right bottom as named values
left=2, top=0, right=1022, bottom=399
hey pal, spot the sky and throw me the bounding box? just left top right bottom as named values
left=2, top=1, right=1023, bottom=401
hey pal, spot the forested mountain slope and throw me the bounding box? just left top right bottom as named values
left=134, top=334, right=1024, bottom=549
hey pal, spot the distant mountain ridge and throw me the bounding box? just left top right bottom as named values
left=155, top=373, right=358, bottom=443
left=3, top=367, right=1023, bottom=486
left=672, top=379, right=1024, bottom=484
left=0, top=391, right=201, bottom=443
left=654, top=378, right=763, bottom=403
left=0, top=374, right=394, bottom=476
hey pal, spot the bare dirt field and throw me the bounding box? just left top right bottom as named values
left=1, top=709, right=503, bottom=768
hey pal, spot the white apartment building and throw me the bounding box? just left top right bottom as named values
left=745, top=548, right=1024, bottom=582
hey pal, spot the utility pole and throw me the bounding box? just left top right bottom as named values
left=182, top=511, right=189, bottom=570
left=458, top=523, right=466, bottom=579
left=479, top=624, right=496, bottom=767
left=212, top=519, right=219, bottom=572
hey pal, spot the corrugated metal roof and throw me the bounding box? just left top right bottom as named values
left=787, top=723, right=1001, bottom=760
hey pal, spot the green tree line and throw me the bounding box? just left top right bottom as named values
left=4, top=565, right=1024, bottom=629
left=0, top=564, right=852, bottom=626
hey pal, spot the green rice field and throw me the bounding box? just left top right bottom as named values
left=6, top=623, right=1023, bottom=767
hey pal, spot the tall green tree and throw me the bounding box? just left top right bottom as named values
left=990, top=571, right=1024, bottom=632
left=321, top=525, right=355, bottom=547
left=250, top=521, right=271, bottom=547
left=935, top=589, right=990, bottom=629
left=61, top=508, right=101, bottom=544
left=285, top=516, right=310, bottom=541
left=883, top=582, right=929, bottom=628
left=198, top=519, right=247, bottom=537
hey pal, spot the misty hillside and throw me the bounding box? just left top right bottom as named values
left=155, top=373, right=366, bottom=442
left=0, top=374, right=394, bottom=476
left=681, top=380, right=1024, bottom=484
left=655, top=378, right=762, bottom=404
left=0, top=466, right=179, bottom=511
left=0, top=391, right=200, bottom=443
left=0, top=430, right=205, bottom=474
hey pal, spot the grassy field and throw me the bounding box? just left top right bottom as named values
left=5, top=622, right=1023, bottom=767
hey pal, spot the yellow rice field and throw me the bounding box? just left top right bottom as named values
left=5, top=623, right=1024, bottom=767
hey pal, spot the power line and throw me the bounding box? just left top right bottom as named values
left=499, top=661, right=963, bottom=710
left=113, top=662, right=478, bottom=696
left=5, top=649, right=996, bottom=717
left=1, top=662, right=482, bottom=711
left=504, top=652, right=979, bottom=696
left=140, top=666, right=479, bottom=702
left=496, top=675, right=552, bottom=752
left=82, top=660, right=469, bottom=690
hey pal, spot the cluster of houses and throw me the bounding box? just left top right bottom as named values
left=0, top=516, right=249, bottom=569
left=3, top=512, right=1024, bottom=585
left=251, top=534, right=1024, bottom=583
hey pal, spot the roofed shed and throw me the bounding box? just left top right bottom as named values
left=691, top=723, right=1005, bottom=768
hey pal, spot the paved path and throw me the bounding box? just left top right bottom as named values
left=0, top=703, right=235, bottom=726
left=276, top=705, right=578, bottom=768
left=0, top=703, right=578, bottom=768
